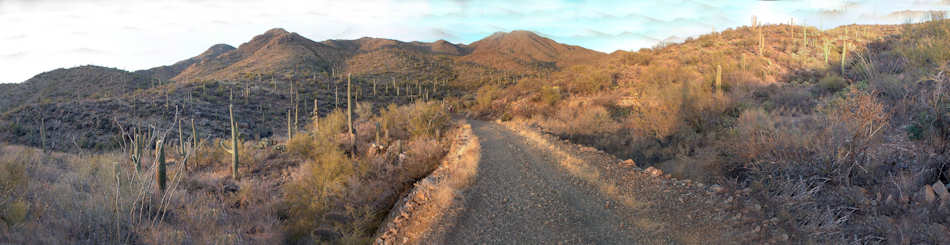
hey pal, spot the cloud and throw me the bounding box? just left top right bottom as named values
left=2, top=51, right=28, bottom=59
left=3, top=34, right=26, bottom=40
left=68, top=48, right=107, bottom=55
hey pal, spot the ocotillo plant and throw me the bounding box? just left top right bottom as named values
left=220, top=104, right=240, bottom=179
left=155, top=139, right=167, bottom=192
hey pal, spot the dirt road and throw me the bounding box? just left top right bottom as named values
left=384, top=121, right=777, bottom=244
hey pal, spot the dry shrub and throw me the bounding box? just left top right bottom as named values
left=407, top=102, right=450, bottom=139
left=403, top=138, right=447, bottom=180
left=281, top=145, right=354, bottom=241
left=280, top=102, right=452, bottom=243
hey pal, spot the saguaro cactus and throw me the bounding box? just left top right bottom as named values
left=393, top=78, right=398, bottom=96
left=313, top=99, right=320, bottom=132
left=375, top=122, right=381, bottom=145
left=347, top=73, right=354, bottom=137
left=219, top=104, right=240, bottom=179
left=39, top=118, right=46, bottom=152
left=758, top=29, right=765, bottom=56
left=178, top=119, right=185, bottom=157
left=824, top=39, right=830, bottom=64
left=715, top=64, right=722, bottom=93
left=841, top=41, right=848, bottom=75
left=287, top=109, right=293, bottom=139
left=155, top=139, right=167, bottom=192
left=802, top=26, right=808, bottom=50
left=191, top=118, right=198, bottom=150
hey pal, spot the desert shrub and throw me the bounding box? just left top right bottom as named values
left=473, top=84, right=498, bottom=115
left=377, top=104, right=409, bottom=140
left=541, top=102, right=620, bottom=137
left=406, top=102, right=450, bottom=139
left=355, top=102, right=374, bottom=122
left=818, top=74, right=848, bottom=94
left=538, top=85, right=562, bottom=106
left=282, top=145, right=354, bottom=241
left=898, top=14, right=950, bottom=70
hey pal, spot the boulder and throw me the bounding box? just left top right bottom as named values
left=933, top=180, right=950, bottom=203
left=645, top=167, right=663, bottom=177
left=621, top=159, right=637, bottom=167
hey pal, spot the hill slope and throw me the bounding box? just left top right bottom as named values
left=0, top=65, right=151, bottom=114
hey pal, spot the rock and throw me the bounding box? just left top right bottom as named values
left=222, top=182, right=239, bottom=193
left=621, top=159, right=637, bottom=167
left=710, top=184, right=725, bottom=193
left=934, top=181, right=950, bottom=203
left=313, top=228, right=342, bottom=241
left=920, top=185, right=937, bottom=204
left=645, top=167, right=663, bottom=177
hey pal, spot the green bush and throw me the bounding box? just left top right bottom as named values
left=818, top=74, right=848, bottom=93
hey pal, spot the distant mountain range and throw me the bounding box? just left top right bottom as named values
left=0, top=28, right=606, bottom=151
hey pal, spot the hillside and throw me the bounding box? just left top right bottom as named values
left=459, top=30, right=605, bottom=71
left=0, top=65, right=151, bottom=114
left=135, top=43, right=235, bottom=81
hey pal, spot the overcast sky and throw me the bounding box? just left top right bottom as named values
left=2, top=0, right=949, bottom=83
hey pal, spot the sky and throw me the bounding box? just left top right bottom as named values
left=2, top=0, right=950, bottom=84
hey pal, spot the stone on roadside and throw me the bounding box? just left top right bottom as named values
left=645, top=167, right=663, bottom=177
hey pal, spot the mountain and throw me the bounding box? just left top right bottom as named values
left=459, top=30, right=606, bottom=71
left=0, top=65, right=150, bottom=114
left=172, top=28, right=349, bottom=81
left=170, top=28, right=604, bottom=82
left=0, top=28, right=608, bottom=151
left=135, top=43, right=235, bottom=81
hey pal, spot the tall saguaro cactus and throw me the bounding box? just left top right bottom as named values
left=220, top=104, right=240, bottom=179
left=347, top=73, right=357, bottom=155
left=715, top=64, right=722, bottom=94
left=287, top=109, right=293, bottom=139
left=39, top=118, right=46, bottom=152
left=178, top=118, right=185, bottom=157
left=347, top=73, right=355, bottom=137
left=841, top=41, right=848, bottom=75
left=758, top=29, right=765, bottom=56
left=156, top=139, right=167, bottom=192
left=313, top=99, right=320, bottom=132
